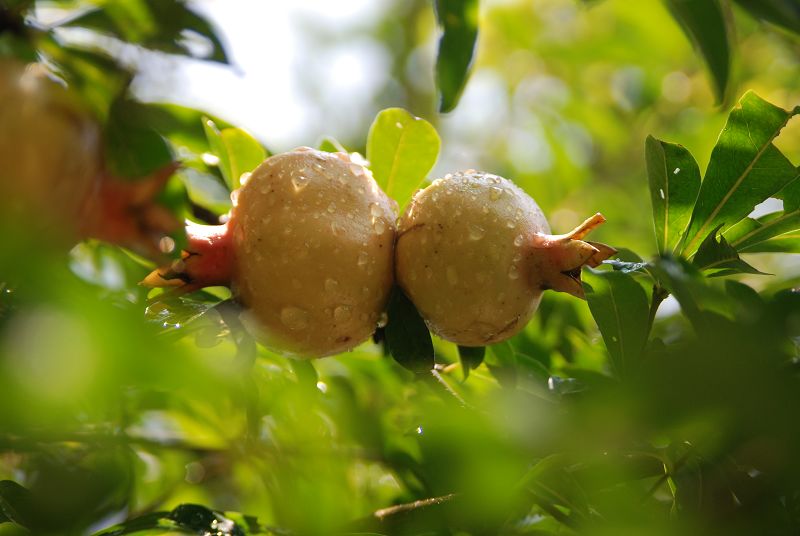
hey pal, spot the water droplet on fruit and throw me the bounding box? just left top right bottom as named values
left=239, top=172, right=252, bottom=186
left=158, top=236, right=176, bottom=253
left=482, top=206, right=489, bottom=214
left=370, top=203, right=382, bottom=217
left=468, top=224, right=485, bottom=240
left=281, top=307, right=309, bottom=330
left=446, top=266, right=458, bottom=285
left=514, top=234, right=524, bottom=247
left=291, top=175, right=308, bottom=192
left=506, top=220, right=515, bottom=228
left=333, top=305, right=352, bottom=322
left=425, top=266, right=434, bottom=279
left=349, top=163, right=363, bottom=177
left=508, top=265, right=520, bottom=279
left=331, top=222, right=342, bottom=235
left=357, top=251, right=369, bottom=266
left=490, top=187, right=502, bottom=200
left=324, top=278, right=339, bottom=292
left=230, top=189, right=240, bottom=205
left=327, top=202, right=336, bottom=213
left=373, top=218, right=386, bottom=234
left=377, top=312, right=388, bottom=328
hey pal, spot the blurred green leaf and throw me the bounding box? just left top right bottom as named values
left=105, top=98, right=174, bottom=180
left=61, top=0, right=228, bottom=63
left=486, top=340, right=518, bottom=388
left=434, top=0, right=479, bottom=113
left=693, top=225, right=767, bottom=275
left=724, top=209, right=800, bottom=252
left=366, top=108, right=440, bottom=210
left=0, top=481, right=34, bottom=529
left=583, top=268, right=650, bottom=377
left=681, top=92, right=800, bottom=255
left=645, top=136, right=701, bottom=254
left=139, top=103, right=232, bottom=155
left=663, top=0, right=732, bottom=102
left=733, top=0, right=800, bottom=35
left=317, top=136, right=347, bottom=153
left=203, top=118, right=266, bottom=191
left=457, top=345, right=485, bottom=380
left=385, top=288, right=434, bottom=375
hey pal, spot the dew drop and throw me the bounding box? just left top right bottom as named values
left=370, top=203, right=382, bottom=218
left=239, top=172, right=252, bottom=186
left=333, top=305, right=352, bottom=322
left=659, top=188, right=665, bottom=199
left=506, top=220, right=516, bottom=228
left=508, top=265, right=520, bottom=280
left=230, top=189, right=240, bottom=205
left=395, top=121, right=404, bottom=129
left=468, top=223, right=485, bottom=241
left=357, top=251, right=369, bottom=266
left=425, top=266, right=434, bottom=279
left=373, top=218, right=386, bottom=234
left=514, top=234, right=524, bottom=247
left=490, top=187, right=502, bottom=200
left=158, top=236, right=176, bottom=253
left=377, top=312, right=388, bottom=328
left=280, top=306, right=309, bottom=330
left=482, top=206, right=489, bottom=214
left=327, top=202, right=336, bottom=213
left=324, top=278, right=339, bottom=293
left=673, top=167, right=681, bottom=175
left=291, top=175, right=308, bottom=192
left=349, top=163, right=364, bottom=177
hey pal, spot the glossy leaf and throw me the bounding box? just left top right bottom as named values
left=724, top=209, right=800, bottom=252
left=733, top=0, right=800, bottom=35
left=203, top=118, right=266, bottom=191
left=693, top=225, right=766, bottom=276
left=105, top=98, right=174, bottom=180
left=385, top=288, right=434, bottom=375
left=366, top=108, right=440, bottom=210
left=645, top=136, right=701, bottom=254
left=457, top=345, right=485, bottom=380
left=663, top=0, right=732, bottom=102
left=583, top=269, right=650, bottom=377
left=681, top=92, right=800, bottom=255
left=0, top=480, right=34, bottom=528
left=434, top=0, right=479, bottom=113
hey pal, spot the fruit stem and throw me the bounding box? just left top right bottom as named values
left=529, top=213, right=617, bottom=299
left=141, top=221, right=234, bottom=293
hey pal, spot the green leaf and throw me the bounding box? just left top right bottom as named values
left=434, top=0, right=479, bottom=113
left=105, top=98, right=174, bottom=179
left=0, top=480, right=34, bottom=528
left=62, top=0, right=228, bottom=63
left=645, top=136, right=701, bottom=254
left=203, top=118, right=266, bottom=191
left=681, top=92, right=800, bottom=255
left=732, top=0, right=800, bottom=35
left=693, top=225, right=767, bottom=276
left=457, top=345, right=485, bottom=380
left=366, top=108, right=440, bottom=210
left=138, top=103, right=233, bottom=155
left=486, top=340, right=518, bottom=388
left=385, top=288, right=434, bottom=375
left=583, top=269, right=650, bottom=377
left=663, top=0, right=732, bottom=103
left=724, top=209, right=800, bottom=252
left=317, top=136, right=347, bottom=153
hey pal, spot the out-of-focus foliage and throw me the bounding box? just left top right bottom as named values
left=1, top=1, right=800, bottom=535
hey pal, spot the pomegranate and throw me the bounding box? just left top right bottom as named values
left=0, top=58, right=178, bottom=255
left=395, top=170, right=615, bottom=346
left=144, top=148, right=397, bottom=358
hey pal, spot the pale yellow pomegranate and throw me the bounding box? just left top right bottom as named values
left=396, top=170, right=615, bottom=346
left=0, top=58, right=179, bottom=255
left=144, top=148, right=397, bottom=358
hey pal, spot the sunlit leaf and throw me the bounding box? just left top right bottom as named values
left=434, top=0, right=479, bottom=113
left=663, top=0, right=732, bottom=102
left=203, top=118, right=266, bottom=191
left=693, top=225, right=767, bottom=276
left=645, top=136, right=701, bottom=254
left=385, top=288, right=434, bottom=375
left=733, top=0, right=800, bottom=35
left=681, top=92, right=800, bottom=255
left=317, top=136, right=347, bottom=153
left=366, top=108, right=440, bottom=210
left=724, top=209, right=800, bottom=252
left=583, top=268, right=650, bottom=377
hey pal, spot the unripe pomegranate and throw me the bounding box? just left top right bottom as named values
left=395, top=171, right=615, bottom=346
left=144, top=148, right=397, bottom=358
left=0, top=58, right=178, bottom=255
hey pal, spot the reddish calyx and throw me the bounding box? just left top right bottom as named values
left=141, top=221, right=234, bottom=294
left=80, top=163, right=181, bottom=258
left=530, top=213, right=617, bottom=299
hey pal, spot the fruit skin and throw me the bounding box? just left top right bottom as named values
left=0, top=58, right=178, bottom=256
left=396, top=170, right=614, bottom=347
left=145, top=148, right=397, bottom=358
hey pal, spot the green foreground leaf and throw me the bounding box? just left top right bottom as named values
left=385, top=288, right=434, bottom=375
left=203, top=118, right=266, bottom=191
